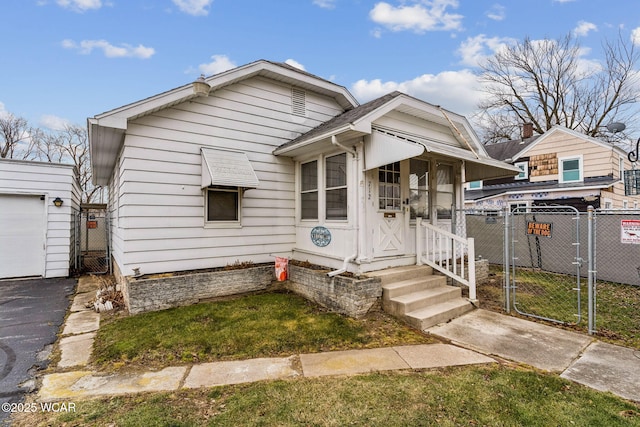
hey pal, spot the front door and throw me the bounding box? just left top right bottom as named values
left=374, top=161, right=408, bottom=257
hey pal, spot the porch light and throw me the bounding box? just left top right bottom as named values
left=53, top=197, right=64, bottom=207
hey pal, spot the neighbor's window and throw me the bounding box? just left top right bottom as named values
left=514, top=161, right=528, bottom=180
left=207, top=186, right=239, bottom=222
left=468, top=180, right=482, bottom=189
left=409, top=159, right=429, bottom=219
left=300, top=160, right=318, bottom=220
left=325, top=153, right=347, bottom=220
left=559, top=156, right=582, bottom=183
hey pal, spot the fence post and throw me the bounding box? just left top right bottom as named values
left=416, top=217, right=422, bottom=266
left=504, top=206, right=510, bottom=313
left=587, top=205, right=595, bottom=335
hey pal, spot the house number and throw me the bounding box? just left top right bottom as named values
left=310, top=226, right=331, bottom=247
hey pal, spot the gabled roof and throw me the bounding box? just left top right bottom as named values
left=484, top=136, right=540, bottom=161
left=88, top=60, right=359, bottom=185
left=512, top=125, right=628, bottom=161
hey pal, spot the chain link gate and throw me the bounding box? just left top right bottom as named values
left=76, top=206, right=110, bottom=274
left=508, top=206, right=583, bottom=324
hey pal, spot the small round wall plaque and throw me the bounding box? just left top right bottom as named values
left=310, top=226, right=331, bottom=247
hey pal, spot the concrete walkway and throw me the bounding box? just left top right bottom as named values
left=42, top=279, right=640, bottom=403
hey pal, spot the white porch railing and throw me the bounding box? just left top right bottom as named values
left=415, top=217, right=476, bottom=301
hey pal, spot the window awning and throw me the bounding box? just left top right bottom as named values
left=201, top=148, right=260, bottom=189
left=364, top=129, right=520, bottom=181
left=364, top=130, right=424, bottom=170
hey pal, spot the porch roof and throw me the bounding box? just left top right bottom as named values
left=275, top=91, right=520, bottom=181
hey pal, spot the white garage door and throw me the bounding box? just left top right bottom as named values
left=0, top=194, right=46, bottom=278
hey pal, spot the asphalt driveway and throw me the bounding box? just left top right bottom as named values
left=0, top=277, right=75, bottom=426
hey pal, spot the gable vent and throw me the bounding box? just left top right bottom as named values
left=291, top=88, right=306, bottom=116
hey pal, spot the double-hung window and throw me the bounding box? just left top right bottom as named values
left=409, top=159, right=429, bottom=219
left=514, top=161, right=528, bottom=180
left=300, top=161, right=318, bottom=220
left=559, top=156, right=582, bottom=183
left=325, top=153, right=347, bottom=220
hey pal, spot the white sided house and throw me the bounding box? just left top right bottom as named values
left=89, top=60, right=518, bottom=319
left=0, top=159, right=80, bottom=279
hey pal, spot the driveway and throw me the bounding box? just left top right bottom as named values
left=0, top=277, right=75, bottom=426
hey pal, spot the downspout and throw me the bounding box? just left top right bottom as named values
left=328, top=135, right=358, bottom=277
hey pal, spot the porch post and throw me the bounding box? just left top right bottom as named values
left=467, top=237, right=477, bottom=302
left=416, top=217, right=422, bottom=266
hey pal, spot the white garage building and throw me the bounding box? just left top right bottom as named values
left=0, top=159, right=80, bottom=279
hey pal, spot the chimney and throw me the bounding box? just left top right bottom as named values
left=522, top=122, right=534, bottom=139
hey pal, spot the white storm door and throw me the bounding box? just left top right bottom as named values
left=373, top=161, right=408, bottom=257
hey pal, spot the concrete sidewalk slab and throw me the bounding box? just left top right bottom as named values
left=70, top=292, right=94, bottom=312
left=561, top=342, right=640, bottom=402
left=39, top=367, right=186, bottom=401
left=58, top=333, right=95, bottom=368
left=300, top=348, right=409, bottom=377
left=76, top=276, right=101, bottom=294
left=62, top=311, right=100, bottom=336
left=428, top=309, right=592, bottom=372
left=394, top=344, right=495, bottom=369
left=184, top=357, right=299, bottom=388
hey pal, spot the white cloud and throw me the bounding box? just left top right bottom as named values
left=351, top=69, right=484, bottom=117
left=457, top=34, right=515, bottom=67
left=313, top=0, right=336, bottom=9
left=573, top=21, right=597, bottom=37
left=632, top=27, right=640, bottom=45
left=56, top=0, right=102, bottom=12
left=485, top=4, right=505, bottom=21
left=172, top=0, right=213, bottom=16
left=369, top=0, right=463, bottom=34
left=62, top=39, right=155, bottom=59
left=197, top=54, right=236, bottom=75
left=0, top=102, right=9, bottom=120
left=40, top=115, right=70, bottom=131
left=285, top=59, right=306, bottom=71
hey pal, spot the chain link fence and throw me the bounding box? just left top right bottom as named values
left=75, top=208, right=110, bottom=274
left=460, top=206, right=640, bottom=348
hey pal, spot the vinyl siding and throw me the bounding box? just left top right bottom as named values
left=113, top=76, right=345, bottom=276
left=525, top=132, right=619, bottom=182
left=0, top=159, right=78, bottom=278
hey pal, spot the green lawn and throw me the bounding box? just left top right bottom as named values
left=92, top=291, right=434, bottom=370
left=18, top=366, right=640, bottom=426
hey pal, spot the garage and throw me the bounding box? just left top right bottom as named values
left=0, top=159, right=80, bottom=279
left=0, top=194, right=46, bottom=278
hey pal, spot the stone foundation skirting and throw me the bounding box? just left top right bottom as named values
left=284, top=265, right=382, bottom=318
left=122, top=266, right=275, bottom=315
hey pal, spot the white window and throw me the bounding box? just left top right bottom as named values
left=300, top=160, right=318, bottom=220
left=514, top=161, right=528, bottom=180
left=325, top=153, right=347, bottom=220
left=409, top=159, right=429, bottom=219
left=619, top=156, right=625, bottom=180
left=206, top=187, right=240, bottom=222
left=559, top=156, right=583, bottom=183
left=379, top=162, right=401, bottom=211
left=468, top=180, right=482, bottom=189
left=603, top=198, right=613, bottom=210
left=436, top=163, right=454, bottom=219
left=623, top=200, right=629, bottom=209
left=509, top=201, right=530, bottom=212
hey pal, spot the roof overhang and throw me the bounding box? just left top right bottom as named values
left=89, top=60, right=358, bottom=186
left=466, top=182, right=615, bottom=203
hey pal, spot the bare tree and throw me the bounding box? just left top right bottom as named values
left=0, top=113, right=36, bottom=159
left=476, top=32, right=640, bottom=143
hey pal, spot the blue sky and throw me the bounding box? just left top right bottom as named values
left=2, top=0, right=640, bottom=134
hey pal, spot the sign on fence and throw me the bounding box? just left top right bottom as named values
left=620, top=219, right=640, bottom=244
left=527, top=221, right=553, bottom=238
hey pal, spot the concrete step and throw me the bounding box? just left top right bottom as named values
left=382, top=276, right=447, bottom=299
left=367, top=265, right=433, bottom=285
left=405, top=299, right=474, bottom=330
left=384, top=286, right=462, bottom=316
